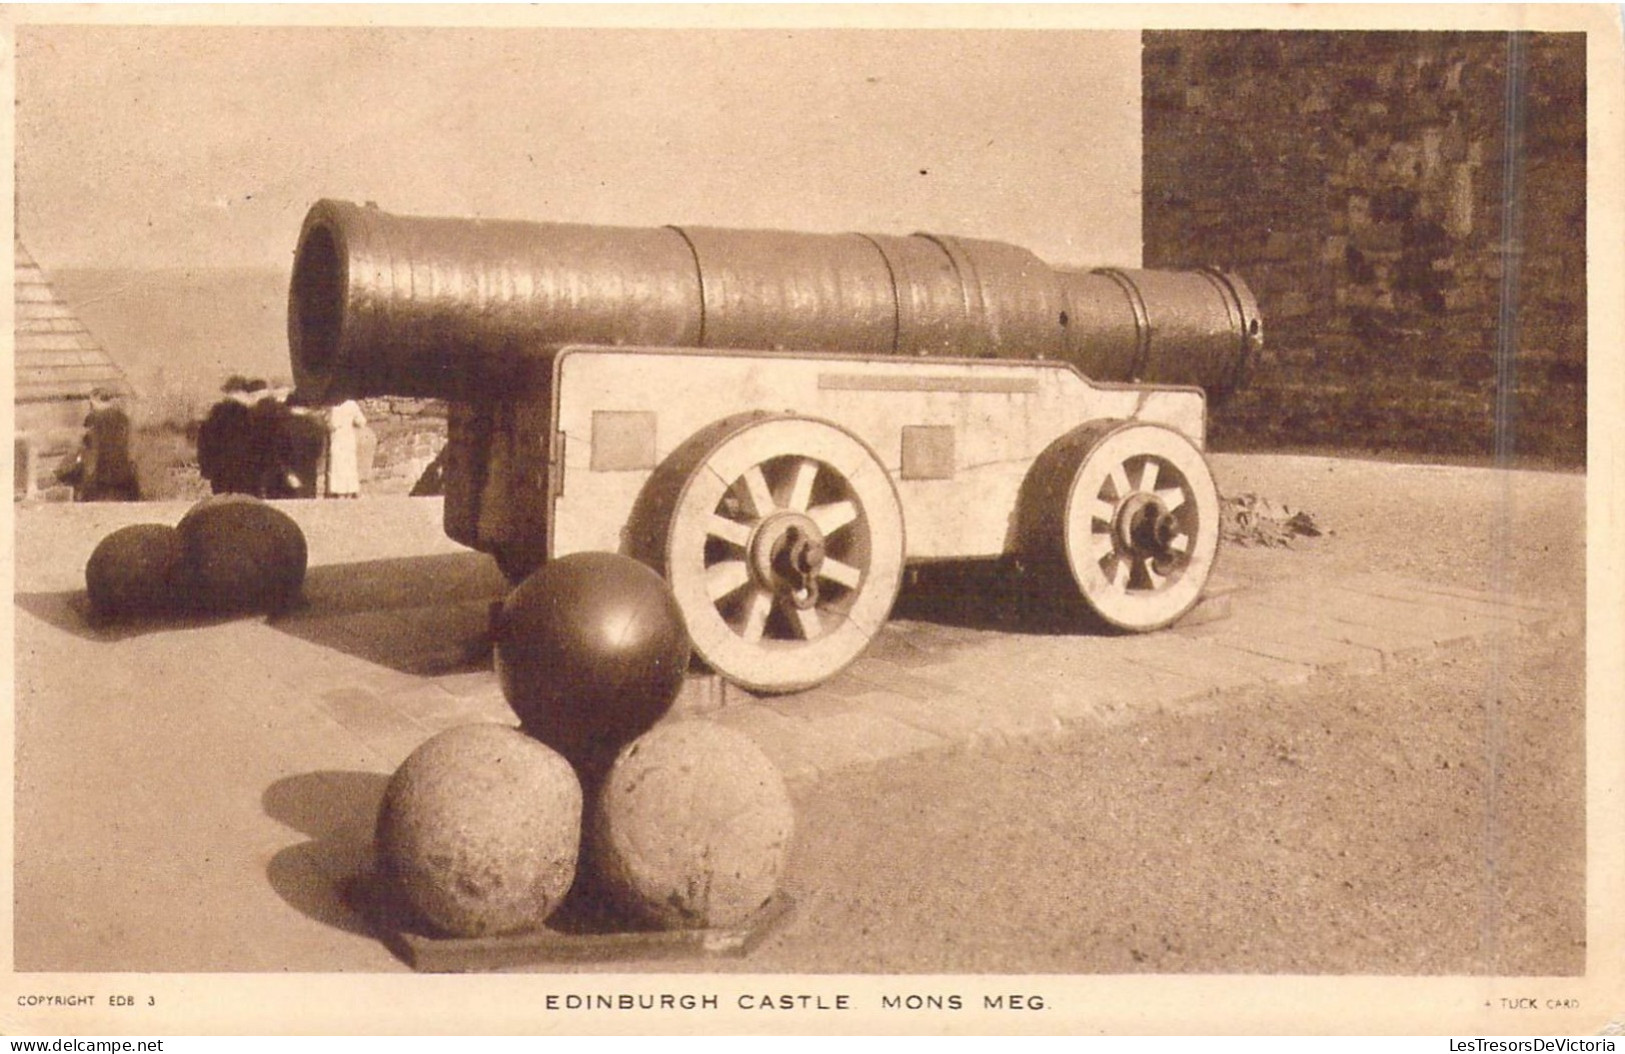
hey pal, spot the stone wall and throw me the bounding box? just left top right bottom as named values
left=359, top=396, right=447, bottom=491
left=1143, top=31, right=1586, bottom=464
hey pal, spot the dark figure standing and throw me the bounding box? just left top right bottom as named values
left=55, top=388, right=141, bottom=502
left=199, top=378, right=328, bottom=499
left=254, top=387, right=327, bottom=499
left=279, top=405, right=331, bottom=499
left=250, top=390, right=296, bottom=498
left=196, top=377, right=261, bottom=496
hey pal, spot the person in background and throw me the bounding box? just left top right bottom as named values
left=55, top=387, right=141, bottom=502
left=196, top=376, right=258, bottom=495
left=251, top=383, right=302, bottom=499
left=326, top=398, right=367, bottom=498
left=277, top=391, right=330, bottom=500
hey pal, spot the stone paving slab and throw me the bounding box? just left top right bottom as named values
left=1261, top=585, right=1524, bottom=646
left=723, top=573, right=1559, bottom=779
left=1300, top=617, right=1442, bottom=666
left=317, top=685, right=438, bottom=764
left=1340, top=571, right=1573, bottom=614
left=708, top=703, right=885, bottom=784
left=837, top=664, right=1055, bottom=742
left=873, top=643, right=1182, bottom=738
left=1089, top=632, right=1317, bottom=692
left=767, top=706, right=951, bottom=777
left=1324, top=585, right=1531, bottom=632
left=1177, top=612, right=1387, bottom=677
left=1340, top=584, right=1578, bottom=637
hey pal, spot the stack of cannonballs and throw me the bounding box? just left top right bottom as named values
left=373, top=551, right=796, bottom=942
left=84, top=494, right=308, bottom=622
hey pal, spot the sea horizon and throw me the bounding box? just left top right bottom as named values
left=44, top=264, right=293, bottom=405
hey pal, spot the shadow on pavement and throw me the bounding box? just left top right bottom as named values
left=264, top=770, right=391, bottom=940
left=296, top=551, right=505, bottom=617
left=16, top=551, right=508, bottom=676
left=12, top=588, right=245, bottom=642
left=270, top=552, right=505, bottom=675
left=892, top=559, right=1096, bottom=635
left=16, top=550, right=1115, bottom=681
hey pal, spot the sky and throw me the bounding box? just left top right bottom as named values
left=13, top=21, right=1143, bottom=274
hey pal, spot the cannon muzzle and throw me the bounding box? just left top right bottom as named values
left=290, top=200, right=1261, bottom=403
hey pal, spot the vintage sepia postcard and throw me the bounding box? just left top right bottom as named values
left=3, top=3, right=1622, bottom=1037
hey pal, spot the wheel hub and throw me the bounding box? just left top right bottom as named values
left=750, top=512, right=826, bottom=609
left=1115, top=493, right=1180, bottom=561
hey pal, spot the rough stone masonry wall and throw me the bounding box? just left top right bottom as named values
left=1143, top=31, right=1586, bottom=465
left=359, top=396, right=448, bottom=488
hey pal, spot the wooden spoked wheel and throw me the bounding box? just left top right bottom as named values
left=1061, top=422, right=1220, bottom=631
left=663, top=416, right=905, bottom=693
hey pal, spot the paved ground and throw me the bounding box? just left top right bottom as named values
left=11, top=454, right=1587, bottom=981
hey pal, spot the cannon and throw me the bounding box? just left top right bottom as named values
left=289, top=200, right=1262, bottom=692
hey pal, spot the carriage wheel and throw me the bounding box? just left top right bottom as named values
left=662, top=416, right=905, bottom=693
left=1058, top=422, right=1219, bottom=631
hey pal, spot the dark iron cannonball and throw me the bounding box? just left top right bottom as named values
left=494, top=552, right=691, bottom=778
left=176, top=494, right=308, bottom=615
left=85, top=523, right=185, bottom=620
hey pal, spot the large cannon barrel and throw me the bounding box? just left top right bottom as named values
left=289, top=200, right=1261, bottom=403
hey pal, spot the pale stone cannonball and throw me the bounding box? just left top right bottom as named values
left=375, top=724, right=583, bottom=938
left=590, top=720, right=794, bottom=930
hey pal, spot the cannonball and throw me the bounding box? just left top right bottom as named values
left=375, top=723, right=583, bottom=938
left=495, top=552, right=690, bottom=775
left=85, top=523, right=185, bottom=620
left=176, top=494, right=307, bottom=614
left=589, top=721, right=794, bottom=930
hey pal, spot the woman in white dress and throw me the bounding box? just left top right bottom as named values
left=326, top=399, right=366, bottom=498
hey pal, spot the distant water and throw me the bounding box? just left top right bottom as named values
left=47, top=266, right=292, bottom=404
